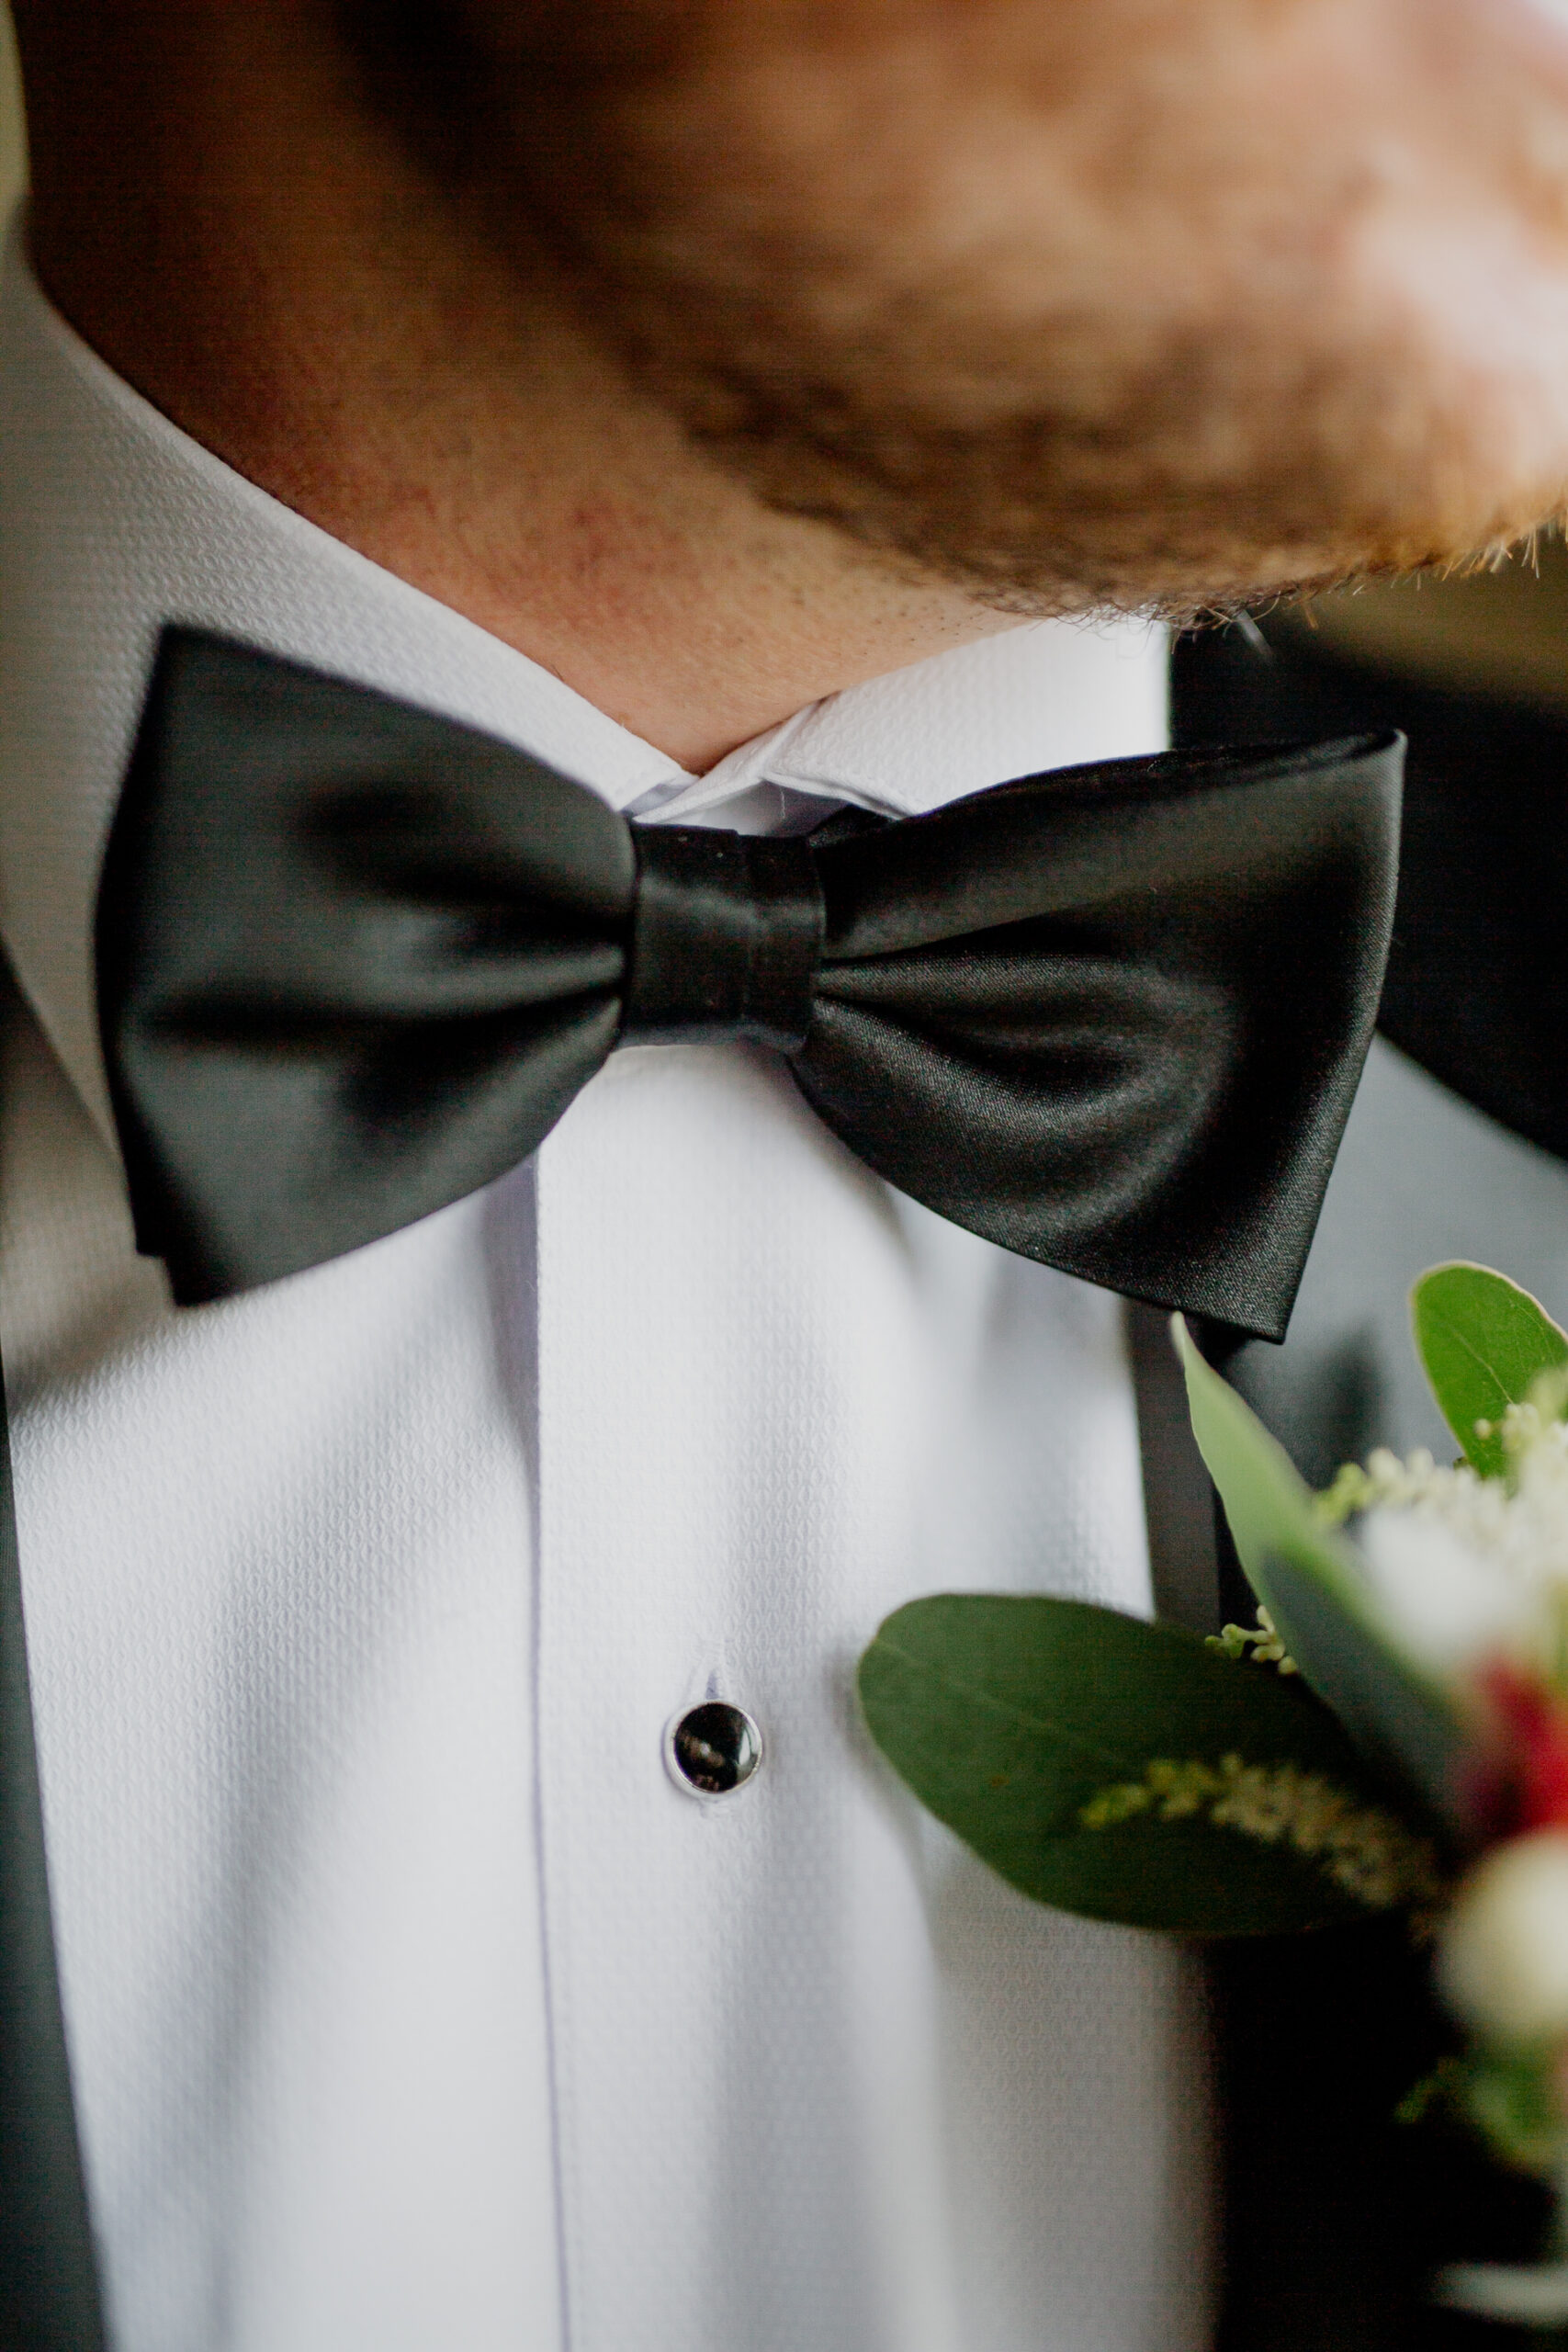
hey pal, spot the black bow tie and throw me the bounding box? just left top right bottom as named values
left=95, top=628, right=1402, bottom=1340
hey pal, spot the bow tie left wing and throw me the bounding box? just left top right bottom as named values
left=97, top=629, right=638, bottom=1298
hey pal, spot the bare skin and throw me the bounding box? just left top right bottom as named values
left=15, top=0, right=1568, bottom=767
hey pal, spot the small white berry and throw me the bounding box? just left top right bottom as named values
left=1438, top=1830, right=1568, bottom=2041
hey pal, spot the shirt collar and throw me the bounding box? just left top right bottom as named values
left=0, top=218, right=1167, bottom=1139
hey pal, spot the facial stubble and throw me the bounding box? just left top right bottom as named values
left=357, top=0, right=1568, bottom=618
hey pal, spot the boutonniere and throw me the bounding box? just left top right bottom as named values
left=860, top=1262, right=1568, bottom=2328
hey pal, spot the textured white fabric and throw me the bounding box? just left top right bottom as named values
left=645, top=624, right=1171, bottom=826
left=537, top=1052, right=1211, bottom=2352
left=0, top=217, right=1211, bottom=2352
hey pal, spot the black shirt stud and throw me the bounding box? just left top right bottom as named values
left=669, top=1702, right=763, bottom=1797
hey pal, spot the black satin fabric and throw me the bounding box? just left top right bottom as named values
left=96, top=629, right=1403, bottom=1337
left=1175, top=624, right=1561, bottom=2352
left=625, top=827, right=822, bottom=1052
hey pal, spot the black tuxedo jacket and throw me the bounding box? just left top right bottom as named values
left=1170, top=619, right=1568, bottom=2352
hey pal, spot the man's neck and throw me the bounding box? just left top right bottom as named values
left=14, top=7, right=1005, bottom=772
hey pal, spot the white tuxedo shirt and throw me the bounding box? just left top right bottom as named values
left=0, top=221, right=1212, bottom=2352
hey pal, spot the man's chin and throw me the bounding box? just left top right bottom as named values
left=666, top=333, right=1568, bottom=627
left=432, top=0, right=1568, bottom=615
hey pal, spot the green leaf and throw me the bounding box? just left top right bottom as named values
left=1401, top=2046, right=1566, bottom=2178
left=858, top=1593, right=1396, bottom=1935
left=1458, top=2041, right=1568, bottom=2179
left=1178, top=1319, right=1467, bottom=1825
left=1411, top=1262, right=1568, bottom=1479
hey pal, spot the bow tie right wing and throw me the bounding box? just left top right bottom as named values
left=798, top=736, right=1403, bottom=1340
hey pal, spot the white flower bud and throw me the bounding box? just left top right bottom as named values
left=1438, top=1831, right=1568, bottom=2041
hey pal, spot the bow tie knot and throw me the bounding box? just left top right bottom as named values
left=624, top=828, right=824, bottom=1054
